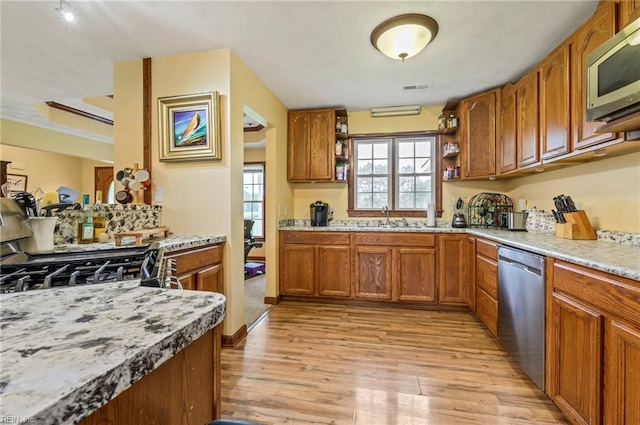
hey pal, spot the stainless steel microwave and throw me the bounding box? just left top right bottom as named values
left=586, top=17, right=640, bottom=123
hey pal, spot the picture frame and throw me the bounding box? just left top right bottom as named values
left=6, top=173, right=27, bottom=193
left=158, top=91, right=221, bottom=161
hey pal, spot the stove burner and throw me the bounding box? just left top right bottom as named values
left=0, top=244, right=164, bottom=293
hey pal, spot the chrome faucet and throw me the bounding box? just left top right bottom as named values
left=382, top=205, right=390, bottom=226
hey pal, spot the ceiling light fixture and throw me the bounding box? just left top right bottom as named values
left=370, top=105, right=421, bottom=117
left=56, top=0, right=75, bottom=22
left=371, top=14, right=439, bottom=62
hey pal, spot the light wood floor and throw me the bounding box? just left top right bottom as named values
left=221, top=302, right=569, bottom=425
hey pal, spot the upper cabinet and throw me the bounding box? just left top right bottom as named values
left=498, top=83, right=518, bottom=174
left=460, top=89, right=499, bottom=178
left=516, top=69, right=540, bottom=167
left=618, top=0, right=640, bottom=30
left=540, top=43, right=571, bottom=160
left=571, top=1, right=618, bottom=150
left=288, top=109, right=344, bottom=182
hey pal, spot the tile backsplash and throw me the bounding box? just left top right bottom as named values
left=54, top=204, right=162, bottom=244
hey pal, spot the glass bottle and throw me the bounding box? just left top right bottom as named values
left=77, top=194, right=94, bottom=244
left=92, top=199, right=106, bottom=242
left=438, top=114, right=446, bottom=131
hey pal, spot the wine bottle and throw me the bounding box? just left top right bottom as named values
left=92, top=199, right=106, bottom=242
left=77, top=195, right=94, bottom=244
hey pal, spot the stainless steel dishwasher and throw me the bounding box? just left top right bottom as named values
left=497, top=246, right=545, bottom=390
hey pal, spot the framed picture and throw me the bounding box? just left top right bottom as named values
left=6, top=173, right=27, bottom=192
left=158, top=91, right=221, bottom=161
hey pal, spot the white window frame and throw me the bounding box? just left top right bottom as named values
left=243, top=163, right=265, bottom=239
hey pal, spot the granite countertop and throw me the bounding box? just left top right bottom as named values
left=279, top=225, right=640, bottom=281
left=0, top=281, right=226, bottom=425
left=52, top=234, right=226, bottom=254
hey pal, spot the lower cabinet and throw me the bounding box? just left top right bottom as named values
left=547, top=259, right=640, bottom=425
left=165, top=243, right=224, bottom=293
left=279, top=231, right=468, bottom=306
left=473, top=238, right=499, bottom=337
left=279, top=231, right=351, bottom=297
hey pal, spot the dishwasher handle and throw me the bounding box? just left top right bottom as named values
left=499, top=257, right=542, bottom=277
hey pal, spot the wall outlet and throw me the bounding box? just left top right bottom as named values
left=154, top=187, right=163, bottom=203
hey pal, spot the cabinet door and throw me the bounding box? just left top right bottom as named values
left=287, top=111, right=310, bottom=181
left=604, top=319, right=640, bottom=425
left=197, top=264, right=223, bottom=293
left=498, top=83, right=517, bottom=174
left=572, top=2, right=618, bottom=150
left=281, top=244, right=315, bottom=295
left=548, top=292, right=603, bottom=425
left=462, top=90, right=497, bottom=178
left=437, top=234, right=469, bottom=305
left=541, top=44, right=571, bottom=160
left=308, top=110, right=334, bottom=181
left=178, top=273, right=195, bottom=291
left=617, top=0, right=640, bottom=44
left=466, top=236, right=477, bottom=310
left=517, top=69, right=540, bottom=167
left=316, top=245, right=351, bottom=297
left=476, top=288, right=498, bottom=338
left=395, top=247, right=436, bottom=302
left=355, top=246, right=392, bottom=299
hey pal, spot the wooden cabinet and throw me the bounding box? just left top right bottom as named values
left=436, top=234, right=469, bottom=306
left=498, top=83, right=518, bottom=174
left=547, top=259, right=640, bottom=425
left=165, top=244, right=224, bottom=293
left=287, top=109, right=342, bottom=182
left=548, top=292, right=603, bottom=425
left=516, top=69, right=541, bottom=167
left=540, top=44, right=571, bottom=160
left=354, top=232, right=437, bottom=302
left=618, top=0, right=640, bottom=33
left=571, top=2, right=618, bottom=150
left=466, top=236, right=477, bottom=310
left=473, top=238, right=499, bottom=337
left=279, top=231, right=351, bottom=297
left=460, top=89, right=499, bottom=178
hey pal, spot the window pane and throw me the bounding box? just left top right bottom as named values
left=243, top=203, right=252, bottom=217
left=398, top=158, right=414, bottom=174
left=243, top=173, right=252, bottom=185
left=373, top=159, right=388, bottom=174
left=372, top=177, right=388, bottom=193
left=357, top=177, right=372, bottom=192
left=252, top=202, right=262, bottom=219
left=358, top=143, right=372, bottom=158
left=255, top=172, right=263, bottom=184
left=416, top=176, right=431, bottom=191
left=398, top=142, right=413, bottom=158
left=358, top=159, right=372, bottom=174
left=372, top=193, right=388, bottom=209
left=357, top=193, right=372, bottom=209
left=416, top=158, right=431, bottom=173
left=373, top=144, right=388, bottom=159
left=415, top=141, right=430, bottom=157
left=253, top=186, right=263, bottom=201
left=252, top=220, right=263, bottom=237
left=415, top=192, right=430, bottom=208
left=399, top=176, right=414, bottom=192
left=399, top=193, right=414, bottom=209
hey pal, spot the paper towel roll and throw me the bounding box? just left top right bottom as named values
left=517, top=199, right=527, bottom=212
left=426, top=203, right=436, bottom=227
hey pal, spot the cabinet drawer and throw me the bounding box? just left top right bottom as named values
left=282, top=231, right=350, bottom=245
left=553, top=260, right=640, bottom=327
left=354, top=232, right=436, bottom=247
left=166, top=244, right=223, bottom=275
left=476, top=238, right=498, bottom=261
left=476, top=287, right=498, bottom=337
left=476, top=254, right=498, bottom=299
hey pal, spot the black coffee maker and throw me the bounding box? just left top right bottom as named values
left=310, top=201, right=330, bottom=226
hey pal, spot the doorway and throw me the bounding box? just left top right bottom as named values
left=94, top=166, right=114, bottom=203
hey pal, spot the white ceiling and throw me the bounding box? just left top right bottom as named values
left=1, top=0, right=599, bottom=144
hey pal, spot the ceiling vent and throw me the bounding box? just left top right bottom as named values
left=403, top=83, right=432, bottom=91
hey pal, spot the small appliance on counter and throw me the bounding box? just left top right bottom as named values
left=451, top=197, right=467, bottom=228
left=310, top=200, right=330, bottom=226
left=467, top=192, right=514, bottom=228
left=499, top=212, right=528, bottom=231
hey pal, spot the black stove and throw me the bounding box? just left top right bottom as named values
left=0, top=243, right=164, bottom=293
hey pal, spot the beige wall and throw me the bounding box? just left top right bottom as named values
left=0, top=118, right=113, bottom=162
left=113, top=49, right=288, bottom=337
left=0, top=144, right=107, bottom=200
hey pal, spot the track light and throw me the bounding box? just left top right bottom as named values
left=370, top=105, right=421, bottom=117
left=56, top=0, right=74, bottom=22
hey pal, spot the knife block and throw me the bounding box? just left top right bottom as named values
left=555, top=211, right=597, bottom=240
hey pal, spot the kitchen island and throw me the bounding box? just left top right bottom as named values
left=0, top=280, right=225, bottom=425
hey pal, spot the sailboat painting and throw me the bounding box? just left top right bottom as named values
left=158, top=91, right=221, bottom=161
left=172, top=108, right=207, bottom=147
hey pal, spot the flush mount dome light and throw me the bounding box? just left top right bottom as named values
left=371, top=14, right=439, bottom=62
